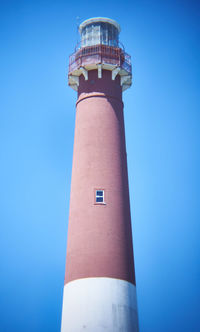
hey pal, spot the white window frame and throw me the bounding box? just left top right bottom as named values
left=95, top=189, right=105, bottom=204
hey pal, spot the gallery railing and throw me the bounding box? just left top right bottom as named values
left=69, top=44, right=131, bottom=74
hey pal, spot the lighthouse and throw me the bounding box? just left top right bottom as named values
left=61, top=17, right=139, bottom=331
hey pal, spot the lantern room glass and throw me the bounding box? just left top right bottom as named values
left=81, top=22, right=119, bottom=47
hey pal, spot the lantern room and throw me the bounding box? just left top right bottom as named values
left=79, top=17, right=120, bottom=48
left=68, top=17, right=132, bottom=92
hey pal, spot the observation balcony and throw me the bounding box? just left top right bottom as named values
left=68, top=44, right=132, bottom=92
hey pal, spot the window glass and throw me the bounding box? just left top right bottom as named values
left=96, top=190, right=104, bottom=203
left=81, top=23, right=119, bottom=47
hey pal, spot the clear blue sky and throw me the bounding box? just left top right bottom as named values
left=0, top=0, right=199, bottom=331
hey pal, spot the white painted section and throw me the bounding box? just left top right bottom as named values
left=80, top=67, right=88, bottom=80
left=61, top=277, right=139, bottom=332
left=69, top=75, right=79, bottom=86
left=97, top=64, right=102, bottom=78
left=120, top=75, right=131, bottom=86
left=68, top=65, right=132, bottom=91
left=112, top=67, right=120, bottom=80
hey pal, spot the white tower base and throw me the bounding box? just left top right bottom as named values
left=61, top=277, right=139, bottom=332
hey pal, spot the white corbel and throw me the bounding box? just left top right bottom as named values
left=112, top=67, right=120, bottom=80
left=97, top=64, right=102, bottom=78
left=120, top=75, right=131, bottom=86
left=69, top=75, right=79, bottom=86
left=80, top=67, right=88, bottom=80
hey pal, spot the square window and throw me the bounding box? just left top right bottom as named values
left=95, top=190, right=104, bottom=203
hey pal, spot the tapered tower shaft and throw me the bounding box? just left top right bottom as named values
left=61, top=17, right=139, bottom=332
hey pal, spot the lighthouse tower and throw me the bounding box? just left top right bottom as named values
left=61, top=17, right=139, bottom=332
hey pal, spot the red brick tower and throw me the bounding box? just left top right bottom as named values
left=61, top=17, right=139, bottom=332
